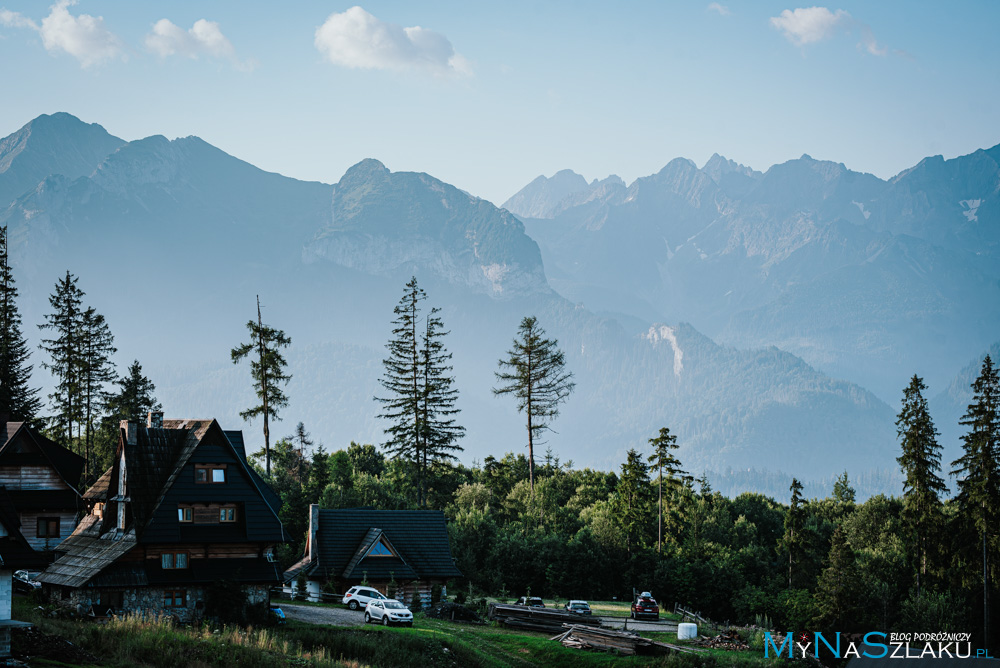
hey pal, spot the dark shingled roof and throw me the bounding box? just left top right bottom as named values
left=83, top=468, right=113, bottom=501
left=300, top=509, right=461, bottom=582
left=0, top=422, right=85, bottom=493
left=37, top=515, right=137, bottom=587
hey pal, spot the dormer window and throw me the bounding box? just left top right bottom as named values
left=366, top=538, right=394, bottom=557
left=195, top=465, right=226, bottom=483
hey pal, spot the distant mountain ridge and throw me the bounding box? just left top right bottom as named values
left=510, top=145, right=1000, bottom=401
left=0, top=112, right=986, bottom=492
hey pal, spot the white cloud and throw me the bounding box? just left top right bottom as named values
left=0, top=0, right=123, bottom=68
left=770, top=7, right=850, bottom=46
left=770, top=6, right=887, bottom=55
left=0, top=9, right=38, bottom=30
left=314, top=6, right=471, bottom=77
left=707, top=3, right=731, bottom=17
left=145, top=18, right=253, bottom=70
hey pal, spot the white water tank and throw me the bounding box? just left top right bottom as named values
left=678, top=623, right=698, bottom=640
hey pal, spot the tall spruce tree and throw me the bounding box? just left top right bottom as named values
left=78, top=307, right=116, bottom=478
left=647, top=427, right=687, bottom=552
left=420, top=307, right=464, bottom=473
left=231, top=296, right=291, bottom=478
left=896, top=374, right=947, bottom=597
left=779, top=477, right=805, bottom=589
left=813, top=526, right=862, bottom=629
left=616, top=448, right=652, bottom=555
left=493, top=316, right=575, bottom=493
left=105, top=360, right=161, bottom=424
left=376, top=278, right=463, bottom=507
left=951, top=355, right=999, bottom=649
left=38, top=271, right=85, bottom=447
left=0, top=226, right=41, bottom=422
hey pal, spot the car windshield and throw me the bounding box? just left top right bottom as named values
left=384, top=601, right=406, bottom=609
left=26, top=572, right=40, bottom=579
left=571, top=603, right=588, bottom=608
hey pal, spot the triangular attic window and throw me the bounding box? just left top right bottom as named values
left=366, top=538, right=393, bottom=557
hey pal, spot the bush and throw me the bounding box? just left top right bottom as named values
left=454, top=589, right=467, bottom=605
left=430, top=583, right=442, bottom=605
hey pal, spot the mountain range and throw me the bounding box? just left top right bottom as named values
left=2, top=112, right=996, bottom=495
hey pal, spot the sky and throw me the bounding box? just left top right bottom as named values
left=1, top=1, right=998, bottom=205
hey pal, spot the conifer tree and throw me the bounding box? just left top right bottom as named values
left=951, top=355, right=999, bottom=649
left=493, top=316, right=575, bottom=493
left=38, top=271, right=84, bottom=446
left=813, top=526, right=861, bottom=628
left=896, top=374, right=946, bottom=597
left=231, top=296, right=291, bottom=478
left=779, top=477, right=805, bottom=589
left=78, top=307, right=116, bottom=477
left=292, top=422, right=314, bottom=483
left=647, top=427, right=687, bottom=552
left=105, top=360, right=161, bottom=424
left=376, top=278, right=463, bottom=507
left=832, top=470, right=856, bottom=504
left=0, top=226, right=40, bottom=422
left=616, top=448, right=652, bottom=555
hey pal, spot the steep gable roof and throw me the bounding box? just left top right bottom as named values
left=0, top=422, right=85, bottom=492
left=307, top=509, right=461, bottom=582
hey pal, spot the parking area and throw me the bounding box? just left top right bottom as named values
left=279, top=602, right=366, bottom=627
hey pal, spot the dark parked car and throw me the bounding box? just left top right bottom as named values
left=630, top=592, right=659, bottom=620
left=515, top=596, right=545, bottom=608
left=13, top=570, right=41, bottom=595
left=564, top=600, right=592, bottom=615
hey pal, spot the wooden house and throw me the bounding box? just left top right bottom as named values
left=0, top=486, right=47, bottom=657
left=0, top=420, right=84, bottom=554
left=283, top=505, right=462, bottom=607
left=38, top=413, right=288, bottom=622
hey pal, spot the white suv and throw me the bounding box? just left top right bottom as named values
left=365, top=599, right=413, bottom=626
left=342, top=586, right=387, bottom=611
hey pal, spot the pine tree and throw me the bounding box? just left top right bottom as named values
left=646, top=427, right=687, bottom=552
left=832, top=470, right=856, bottom=504
left=616, top=448, right=652, bottom=555
left=493, top=316, right=575, bottom=493
left=951, top=355, right=999, bottom=649
left=38, top=271, right=85, bottom=447
left=420, top=307, right=464, bottom=473
left=0, top=226, right=41, bottom=422
left=376, top=277, right=425, bottom=504
left=375, top=278, right=463, bottom=507
left=779, top=478, right=805, bottom=589
left=105, top=360, right=161, bottom=424
left=896, top=374, right=947, bottom=597
left=78, top=307, right=116, bottom=478
left=231, top=296, right=291, bottom=478
left=813, top=526, right=861, bottom=628
left=291, top=422, right=314, bottom=484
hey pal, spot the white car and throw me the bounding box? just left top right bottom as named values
left=342, top=585, right=387, bottom=611
left=364, top=599, right=413, bottom=626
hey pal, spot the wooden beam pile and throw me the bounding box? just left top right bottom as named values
left=551, top=624, right=706, bottom=656
left=487, top=604, right=602, bottom=633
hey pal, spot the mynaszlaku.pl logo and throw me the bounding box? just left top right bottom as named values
left=763, top=631, right=992, bottom=660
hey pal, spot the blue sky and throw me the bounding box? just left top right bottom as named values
left=1, top=1, right=998, bottom=205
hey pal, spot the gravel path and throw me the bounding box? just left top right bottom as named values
left=279, top=602, right=366, bottom=627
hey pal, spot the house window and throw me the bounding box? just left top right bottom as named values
left=163, top=590, right=186, bottom=608
left=195, top=465, right=226, bottom=483
left=178, top=507, right=193, bottom=522
left=220, top=506, right=237, bottom=523
left=366, top=538, right=393, bottom=557
left=37, top=517, right=60, bottom=538
left=161, top=552, right=189, bottom=569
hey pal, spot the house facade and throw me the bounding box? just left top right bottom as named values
left=0, top=421, right=84, bottom=554
left=284, top=505, right=462, bottom=608
left=38, top=414, right=287, bottom=622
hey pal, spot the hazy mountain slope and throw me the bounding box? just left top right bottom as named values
left=0, top=113, right=900, bottom=483
left=0, top=113, right=125, bottom=208
left=514, top=147, right=1000, bottom=401
left=931, top=340, right=1000, bottom=469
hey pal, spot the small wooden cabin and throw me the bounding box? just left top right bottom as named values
left=0, top=421, right=84, bottom=554
left=38, top=413, right=287, bottom=622
left=284, top=505, right=462, bottom=607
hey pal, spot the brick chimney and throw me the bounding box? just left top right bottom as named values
left=147, top=411, right=164, bottom=429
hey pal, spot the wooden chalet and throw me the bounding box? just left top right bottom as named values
left=284, top=505, right=462, bottom=607
left=37, top=413, right=288, bottom=622
left=0, top=487, right=47, bottom=658
left=0, top=420, right=84, bottom=555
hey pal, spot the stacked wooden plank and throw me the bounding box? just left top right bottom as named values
left=487, top=603, right=602, bottom=633
left=551, top=624, right=706, bottom=656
